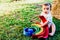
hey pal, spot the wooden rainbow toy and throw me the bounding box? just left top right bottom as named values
left=23, top=16, right=49, bottom=38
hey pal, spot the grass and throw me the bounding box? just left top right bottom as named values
left=0, top=4, right=40, bottom=40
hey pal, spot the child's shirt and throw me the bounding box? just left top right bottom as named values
left=40, top=12, right=53, bottom=25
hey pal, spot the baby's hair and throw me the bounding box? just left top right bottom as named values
left=43, top=3, right=52, bottom=10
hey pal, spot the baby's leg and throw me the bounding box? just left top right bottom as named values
left=49, top=23, right=56, bottom=36
left=48, top=23, right=52, bottom=33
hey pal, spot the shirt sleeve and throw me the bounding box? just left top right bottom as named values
left=48, top=14, right=53, bottom=23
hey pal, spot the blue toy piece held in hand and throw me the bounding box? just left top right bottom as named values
left=23, top=28, right=34, bottom=36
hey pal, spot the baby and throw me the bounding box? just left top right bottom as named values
left=40, top=3, right=56, bottom=36
left=31, top=3, right=56, bottom=40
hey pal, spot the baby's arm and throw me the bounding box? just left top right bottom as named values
left=41, top=21, right=49, bottom=27
left=39, top=15, right=49, bottom=27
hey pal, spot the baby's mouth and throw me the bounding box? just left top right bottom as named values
left=45, top=12, right=48, bottom=14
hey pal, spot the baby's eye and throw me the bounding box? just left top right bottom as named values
left=46, top=8, right=49, bottom=10
left=44, top=8, right=45, bottom=10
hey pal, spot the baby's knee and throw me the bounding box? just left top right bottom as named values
left=49, top=23, right=56, bottom=36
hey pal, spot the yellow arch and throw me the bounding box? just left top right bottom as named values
left=31, top=24, right=43, bottom=35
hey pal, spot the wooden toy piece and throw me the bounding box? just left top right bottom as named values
left=23, top=28, right=34, bottom=36
left=31, top=24, right=43, bottom=35
left=32, top=16, right=49, bottom=39
left=39, top=16, right=47, bottom=23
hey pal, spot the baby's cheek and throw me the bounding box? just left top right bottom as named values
left=42, top=9, right=45, bottom=12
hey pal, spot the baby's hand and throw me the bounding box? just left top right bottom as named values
left=40, top=24, right=44, bottom=27
left=40, top=21, right=49, bottom=27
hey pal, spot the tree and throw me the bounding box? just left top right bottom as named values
left=51, top=0, right=60, bottom=19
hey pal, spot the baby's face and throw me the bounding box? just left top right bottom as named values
left=42, top=5, right=50, bottom=14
